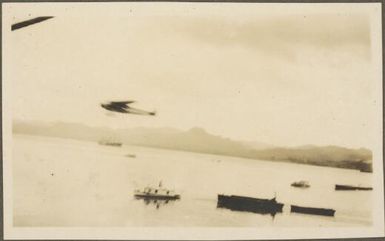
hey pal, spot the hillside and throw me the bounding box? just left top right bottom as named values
left=13, top=120, right=372, bottom=172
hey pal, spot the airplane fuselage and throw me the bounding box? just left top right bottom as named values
left=101, top=103, right=155, bottom=116
left=101, top=104, right=128, bottom=113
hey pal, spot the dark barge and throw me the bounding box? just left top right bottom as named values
left=335, top=184, right=372, bottom=191
left=290, top=205, right=335, bottom=216
left=217, top=194, right=284, bottom=215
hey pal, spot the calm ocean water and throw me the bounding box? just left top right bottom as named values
left=13, top=134, right=372, bottom=227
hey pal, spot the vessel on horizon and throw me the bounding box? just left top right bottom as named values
left=335, top=184, right=372, bottom=191
left=98, top=140, right=122, bottom=147
left=291, top=180, right=310, bottom=188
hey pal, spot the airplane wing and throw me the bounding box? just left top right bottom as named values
left=110, top=101, right=136, bottom=107
left=12, top=16, right=54, bottom=31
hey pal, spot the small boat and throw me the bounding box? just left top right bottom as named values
left=125, top=154, right=136, bottom=158
left=335, top=184, right=372, bottom=191
left=291, top=205, right=335, bottom=217
left=291, top=181, right=310, bottom=188
left=98, top=141, right=122, bottom=147
left=217, top=194, right=284, bottom=215
left=134, top=182, right=180, bottom=200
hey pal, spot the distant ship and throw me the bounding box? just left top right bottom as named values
left=98, top=140, right=122, bottom=147
left=217, top=194, right=284, bottom=215
left=335, top=184, right=372, bottom=191
left=291, top=180, right=310, bottom=188
left=290, top=205, right=335, bottom=216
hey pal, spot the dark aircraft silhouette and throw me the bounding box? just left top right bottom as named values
left=12, top=16, right=54, bottom=31
left=101, top=101, right=156, bottom=116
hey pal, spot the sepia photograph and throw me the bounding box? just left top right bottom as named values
left=2, top=2, right=384, bottom=240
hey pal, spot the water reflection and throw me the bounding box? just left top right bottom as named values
left=136, top=197, right=178, bottom=209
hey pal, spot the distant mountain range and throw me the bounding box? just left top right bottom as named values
left=13, top=120, right=372, bottom=172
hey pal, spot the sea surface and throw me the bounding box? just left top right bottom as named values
left=12, top=134, right=372, bottom=227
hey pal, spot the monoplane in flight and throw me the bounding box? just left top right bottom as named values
left=101, top=101, right=156, bottom=116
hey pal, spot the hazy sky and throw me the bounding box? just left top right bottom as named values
left=4, top=3, right=382, bottom=148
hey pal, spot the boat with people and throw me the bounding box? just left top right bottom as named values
left=291, top=180, right=310, bottom=188
left=335, top=184, right=372, bottom=191
left=290, top=205, right=336, bottom=216
left=134, top=182, right=180, bottom=200
left=217, top=194, right=284, bottom=215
